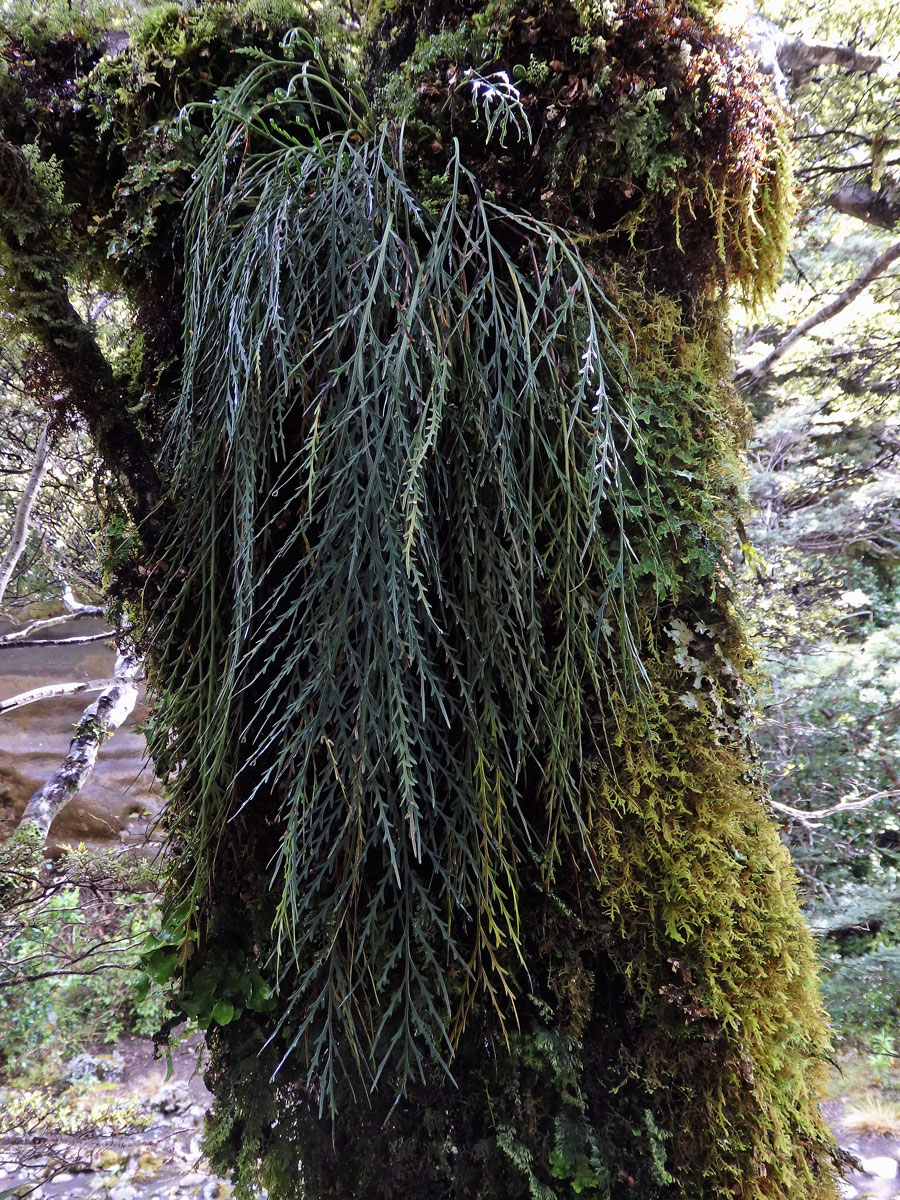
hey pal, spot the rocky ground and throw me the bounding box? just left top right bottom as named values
left=0, top=1036, right=242, bottom=1200
left=825, top=1097, right=900, bottom=1200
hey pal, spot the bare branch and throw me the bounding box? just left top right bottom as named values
left=736, top=239, right=900, bottom=387
left=829, top=181, right=900, bottom=230
left=777, top=37, right=883, bottom=77
left=0, top=422, right=50, bottom=606
left=17, top=650, right=142, bottom=839
left=0, top=609, right=104, bottom=641
left=770, top=788, right=900, bottom=827
left=0, top=631, right=117, bottom=649
left=745, top=14, right=884, bottom=100
left=0, top=678, right=120, bottom=715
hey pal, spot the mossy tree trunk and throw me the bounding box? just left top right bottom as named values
left=0, top=2, right=839, bottom=1197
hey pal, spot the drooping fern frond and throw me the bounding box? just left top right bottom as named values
left=150, top=37, right=666, bottom=1110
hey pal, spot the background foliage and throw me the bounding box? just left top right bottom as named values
left=735, top=0, right=900, bottom=1069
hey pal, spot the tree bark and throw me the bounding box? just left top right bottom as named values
left=0, top=140, right=165, bottom=544
left=830, top=181, right=900, bottom=230
left=17, top=649, right=141, bottom=839
left=777, top=37, right=882, bottom=77
left=0, top=678, right=120, bottom=715
left=745, top=14, right=883, bottom=98
left=0, top=609, right=105, bottom=641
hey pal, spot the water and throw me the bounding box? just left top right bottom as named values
left=0, top=615, right=160, bottom=852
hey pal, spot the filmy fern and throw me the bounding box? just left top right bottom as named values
left=150, top=36, right=664, bottom=1110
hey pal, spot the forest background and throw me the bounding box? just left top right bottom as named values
left=1, top=0, right=900, bottom=1184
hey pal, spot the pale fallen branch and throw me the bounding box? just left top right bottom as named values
left=0, top=608, right=104, bottom=641
left=17, top=649, right=142, bottom=839
left=0, top=679, right=120, bottom=716
left=0, top=631, right=117, bottom=649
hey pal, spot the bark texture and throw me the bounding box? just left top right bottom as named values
left=830, top=181, right=900, bottom=230
left=18, top=649, right=140, bottom=839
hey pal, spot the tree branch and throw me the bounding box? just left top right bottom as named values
left=0, top=631, right=117, bottom=649
left=770, top=788, right=900, bottom=828
left=17, top=649, right=142, bottom=839
left=829, top=181, right=900, bottom=230
left=736, top=239, right=900, bottom=387
left=777, top=37, right=882, bottom=77
left=0, top=422, right=51, bottom=606
left=0, top=608, right=105, bottom=640
left=745, top=15, right=884, bottom=100
left=0, top=678, right=120, bottom=715
left=0, top=139, right=165, bottom=544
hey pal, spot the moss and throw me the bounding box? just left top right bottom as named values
left=1, top=2, right=838, bottom=1197
left=583, top=634, right=837, bottom=1195
left=366, top=0, right=793, bottom=304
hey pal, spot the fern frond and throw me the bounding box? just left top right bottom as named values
left=150, top=39, right=664, bottom=1111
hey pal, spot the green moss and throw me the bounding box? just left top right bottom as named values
left=366, top=0, right=793, bottom=304
left=0, top=2, right=837, bottom=1197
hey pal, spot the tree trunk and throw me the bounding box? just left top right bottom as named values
left=0, top=3, right=839, bottom=1198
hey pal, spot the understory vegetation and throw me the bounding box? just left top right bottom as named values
left=0, top=833, right=166, bottom=1083
left=733, top=0, right=900, bottom=1091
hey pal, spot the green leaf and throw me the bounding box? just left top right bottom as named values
left=212, top=1001, right=235, bottom=1026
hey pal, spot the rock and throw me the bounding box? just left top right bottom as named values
left=97, top=1149, right=129, bottom=1171
left=151, top=1082, right=191, bottom=1114
left=838, top=1182, right=859, bottom=1200
left=108, top=1185, right=140, bottom=1200
left=133, top=1152, right=166, bottom=1183
left=861, top=1156, right=898, bottom=1180
left=64, top=1052, right=125, bottom=1084
left=203, top=1181, right=233, bottom=1199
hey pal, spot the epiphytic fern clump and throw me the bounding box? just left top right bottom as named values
left=151, top=37, right=665, bottom=1109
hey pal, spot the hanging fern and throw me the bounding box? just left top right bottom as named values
left=149, top=37, right=666, bottom=1110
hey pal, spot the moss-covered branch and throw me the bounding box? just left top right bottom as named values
left=0, top=138, right=163, bottom=536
